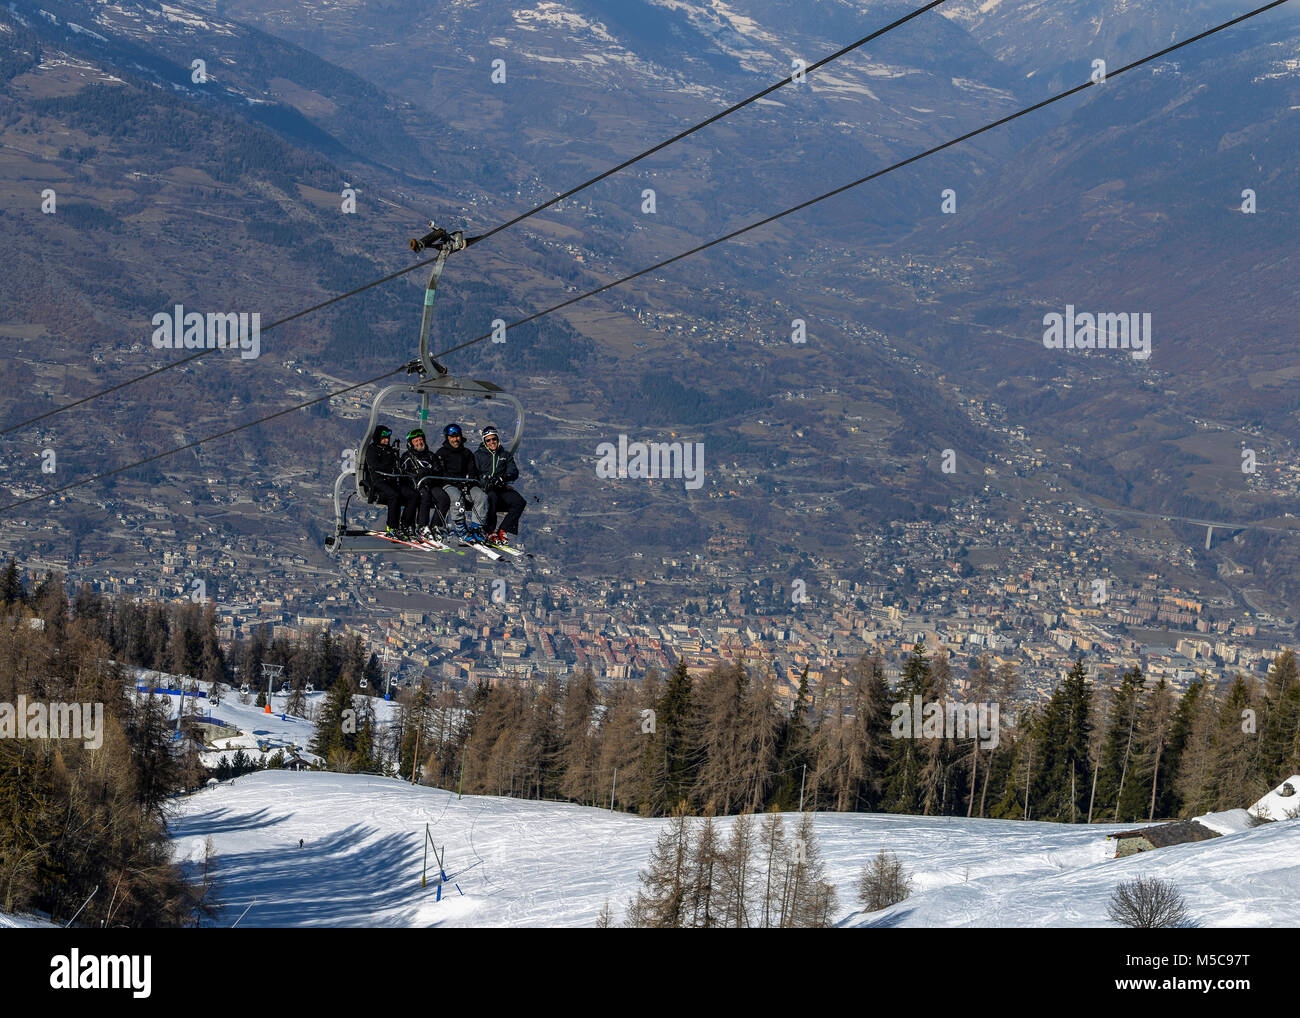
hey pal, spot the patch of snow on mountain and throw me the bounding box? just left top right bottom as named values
left=512, top=3, right=616, bottom=43
left=68, top=21, right=110, bottom=41
left=951, top=76, right=1017, bottom=102
left=813, top=71, right=880, bottom=102
left=649, top=0, right=777, bottom=72
left=158, top=3, right=212, bottom=30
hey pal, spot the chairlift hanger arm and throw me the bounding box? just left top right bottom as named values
left=411, top=223, right=468, bottom=378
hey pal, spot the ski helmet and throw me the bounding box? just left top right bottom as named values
left=481, top=426, right=499, bottom=441
left=444, top=423, right=462, bottom=438
left=407, top=428, right=426, bottom=443
left=373, top=425, right=392, bottom=443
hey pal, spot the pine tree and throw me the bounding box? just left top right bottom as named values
left=401, top=680, right=443, bottom=785
left=520, top=676, right=562, bottom=799
left=1202, top=676, right=1262, bottom=810
left=1158, top=677, right=1199, bottom=818
left=692, top=662, right=776, bottom=814
left=626, top=811, right=692, bottom=928
left=884, top=642, right=932, bottom=814
left=684, top=814, right=722, bottom=928
left=781, top=813, right=838, bottom=927
left=1032, top=659, right=1093, bottom=822
left=964, top=654, right=995, bottom=816
left=558, top=670, right=600, bottom=805
left=1095, top=667, right=1146, bottom=822
left=1131, top=677, right=1176, bottom=821
left=990, top=706, right=1037, bottom=820
left=757, top=811, right=787, bottom=929
left=718, top=812, right=756, bottom=927
left=1173, top=676, right=1218, bottom=816
left=311, top=674, right=355, bottom=761
left=593, top=680, right=645, bottom=812
left=1261, top=651, right=1300, bottom=783
left=646, top=660, right=694, bottom=814
left=0, top=558, right=24, bottom=605
left=857, top=849, right=914, bottom=912
left=771, top=668, right=812, bottom=810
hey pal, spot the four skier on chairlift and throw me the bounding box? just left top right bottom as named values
left=365, top=421, right=524, bottom=549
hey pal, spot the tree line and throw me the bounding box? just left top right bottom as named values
left=397, top=644, right=1300, bottom=824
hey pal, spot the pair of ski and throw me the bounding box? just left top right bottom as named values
left=365, top=529, right=521, bottom=561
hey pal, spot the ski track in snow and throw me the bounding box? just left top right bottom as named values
left=167, top=772, right=1300, bottom=928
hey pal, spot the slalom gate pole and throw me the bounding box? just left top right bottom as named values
left=422, top=823, right=430, bottom=888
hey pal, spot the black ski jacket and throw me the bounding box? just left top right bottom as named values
left=434, top=440, right=479, bottom=483
left=401, top=444, right=440, bottom=488
left=474, top=442, right=520, bottom=490
left=364, top=428, right=404, bottom=482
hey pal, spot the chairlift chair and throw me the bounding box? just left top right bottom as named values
left=326, top=225, right=523, bottom=556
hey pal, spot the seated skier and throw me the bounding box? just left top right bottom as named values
left=432, top=422, right=488, bottom=544
left=400, top=427, right=450, bottom=542
left=363, top=424, right=417, bottom=538
left=474, top=426, right=525, bottom=547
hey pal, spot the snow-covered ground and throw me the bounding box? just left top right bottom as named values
left=0, top=910, right=56, bottom=928
left=168, top=771, right=1300, bottom=928
left=1250, top=775, right=1300, bottom=821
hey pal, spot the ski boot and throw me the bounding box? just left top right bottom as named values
left=450, top=506, right=473, bottom=545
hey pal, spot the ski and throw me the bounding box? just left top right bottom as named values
left=412, top=532, right=456, bottom=553
left=486, top=540, right=524, bottom=556
left=364, top=530, right=453, bottom=553
left=461, top=540, right=501, bottom=561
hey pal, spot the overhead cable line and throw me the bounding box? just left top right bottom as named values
left=410, top=0, right=1297, bottom=366
left=0, top=365, right=408, bottom=513
left=0, top=1, right=948, bottom=436
left=0, top=0, right=1289, bottom=515
left=0, top=256, right=442, bottom=434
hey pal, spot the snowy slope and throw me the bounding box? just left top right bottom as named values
left=0, top=910, right=56, bottom=928
left=1249, top=776, right=1300, bottom=821
left=169, top=772, right=1300, bottom=928
left=132, top=669, right=403, bottom=768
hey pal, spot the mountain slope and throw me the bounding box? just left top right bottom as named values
left=169, top=770, right=1300, bottom=927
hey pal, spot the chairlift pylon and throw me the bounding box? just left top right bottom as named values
left=326, top=223, right=524, bottom=556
